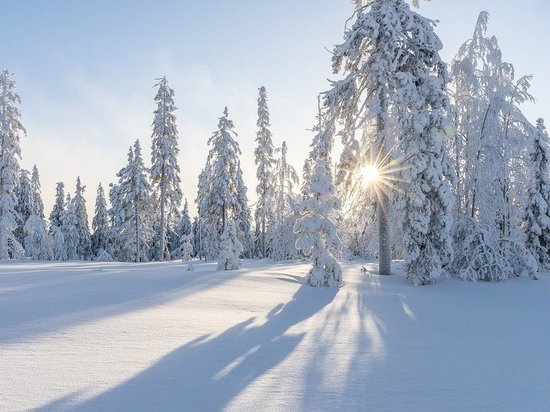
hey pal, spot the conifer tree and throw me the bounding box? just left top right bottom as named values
left=0, top=70, right=25, bottom=259
left=172, top=199, right=192, bottom=258
left=31, top=166, right=45, bottom=218
left=150, top=77, right=182, bottom=261
left=525, top=119, right=550, bottom=267
left=201, top=107, right=250, bottom=259
left=254, top=86, right=276, bottom=258
left=15, top=169, right=33, bottom=244
left=91, top=183, right=110, bottom=257
left=61, top=194, right=79, bottom=260
left=50, top=182, right=66, bottom=260
left=294, top=105, right=343, bottom=287
left=73, top=177, right=92, bottom=259
left=217, top=222, right=243, bottom=271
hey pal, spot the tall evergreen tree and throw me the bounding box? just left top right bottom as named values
left=150, top=76, right=182, bottom=261
left=49, top=182, right=66, bottom=260
left=114, top=140, right=154, bottom=262
left=172, top=199, right=192, bottom=258
left=91, top=183, right=110, bottom=257
left=61, top=194, right=79, bottom=260
left=271, top=142, right=299, bottom=260
left=73, top=177, right=92, bottom=259
left=15, top=169, right=33, bottom=244
left=30, top=165, right=45, bottom=218
left=0, top=70, right=25, bottom=259
left=294, top=105, right=343, bottom=287
left=525, top=119, right=550, bottom=267
left=201, top=107, right=250, bottom=259
left=254, top=86, right=276, bottom=258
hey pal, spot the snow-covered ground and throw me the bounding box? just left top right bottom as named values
left=1, top=260, right=549, bottom=411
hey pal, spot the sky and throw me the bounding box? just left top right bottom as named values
left=2, top=0, right=550, bottom=218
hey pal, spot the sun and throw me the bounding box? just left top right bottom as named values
left=361, top=164, right=380, bottom=187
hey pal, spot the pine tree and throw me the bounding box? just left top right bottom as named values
left=201, top=107, right=250, bottom=260
left=49, top=182, right=66, bottom=260
left=271, top=142, right=299, bottom=260
left=23, top=166, right=50, bottom=260
left=181, top=233, right=194, bottom=271
left=217, top=222, right=243, bottom=271
left=0, top=70, right=25, bottom=259
left=31, top=166, right=45, bottom=218
left=49, top=182, right=65, bottom=232
left=150, top=77, right=182, bottom=261
left=525, top=119, right=550, bottom=267
left=15, top=169, right=33, bottom=244
left=172, top=199, right=192, bottom=258
left=254, top=86, right=276, bottom=258
left=114, top=140, right=154, bottom=262
left=294, top=105, right=343, bottom=287
left=61, top=194, right=79, bottom=260
left=91, top=183, right=110, bottom=257
left=73, top=177, right=92, bottom=259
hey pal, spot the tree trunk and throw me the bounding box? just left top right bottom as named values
left=159, top=170, right=166, bottom=262
left=377, top=93, right=391, bottom=276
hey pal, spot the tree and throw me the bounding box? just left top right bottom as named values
left=270, top=142, right=300, bottom=260
left=294, top=105, right=343, bottom=287
left=0, top=70, right=25, bottom=259
left=525, top=119, right=550, bottom=267
left=114, top=140, right=154, bottom=262
left=61, top=194, right=79, bottom=260
left=91, top=183, right=110, bottom=257
left=150, top=77, right=182, bottom=261
left=450, top=11, right=534, bottom=237
left=23, top=166, right=50, bottom=260
left=217, top=222, right=243, bottom=271
left=201, top=107, right=250, bottom=259
left=254, top=86, right=276, bottom=258
left=15, top=169, right=33, bottom=244
left=31, top=165, right=45, bottom=218
left=73, top=177, right=92, bottom=259
left=181, top=234, right=194, bottom=271
left=49, top=182, right=66, bottom=260
left=172, top=199, right=192, bottom=258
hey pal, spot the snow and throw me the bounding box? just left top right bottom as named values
left=1, top=259, right=549, bottom=411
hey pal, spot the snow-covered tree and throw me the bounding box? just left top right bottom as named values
left=91, top=183, right=110, bottom=258
left=450, top=11, right=534, bottom=237
left=72, top=177, right=92, bottom=259
left=21, top=166, right=50, bottom=260
left=181, top=233, right=194, bottom=271
left=23, top=215, right=51, bottom=260
left=0, top=70, right=25, bottom=259
left=200, top=107, right=251, bottom=259
left=254, top=86, right=276, bottom=258
left=294, top=105, right=343, bottom=287
left=270, top=142, right=300, bottom=260
left=150, top=77, right=182, bottom=261
left=217, top=222, right=243, bottom=271
left=113, top=140, right=154, bottom=262
left=525, top=119, right=550, bottom=267
left=15, top=169, right=33, bottom=244
left=61, top=194, right=79, bottom=260
left=171, top=199, right=192, bottom=258
left=31, top=165, right=45, bottom=218
left=49, top=182, right=66, bottom=260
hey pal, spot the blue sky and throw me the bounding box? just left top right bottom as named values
left=3, top=0, right=550, bottom=216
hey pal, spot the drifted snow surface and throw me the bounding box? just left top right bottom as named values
left=1, top=260, right=549, bottom=411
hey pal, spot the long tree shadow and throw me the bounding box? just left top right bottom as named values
left=56, top=285, right=338, bottom=411
left=0, top=260, right=243, bottom=345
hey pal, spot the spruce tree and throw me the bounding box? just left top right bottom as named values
left=201, top=107, right=250, bottom=260
left=254, top=86, right=276, bottom=258
left=91, top=183, right=110, bottom=257
left=525, top=119, right=550, bottom=267
left=31, top=165, right=45, bottom=218
left=73, top=177, right=92, bottom=259
left=61, top=194, right=79, bottom=260
left=0, top=70, right=25, bottom=259
left=15, top=169, right=33, bottom=244
left=150, top=77, right=182, bottom=261
left=49, top=182, right=66, bottom=260
left=294, top=106, right=343, bottom=287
